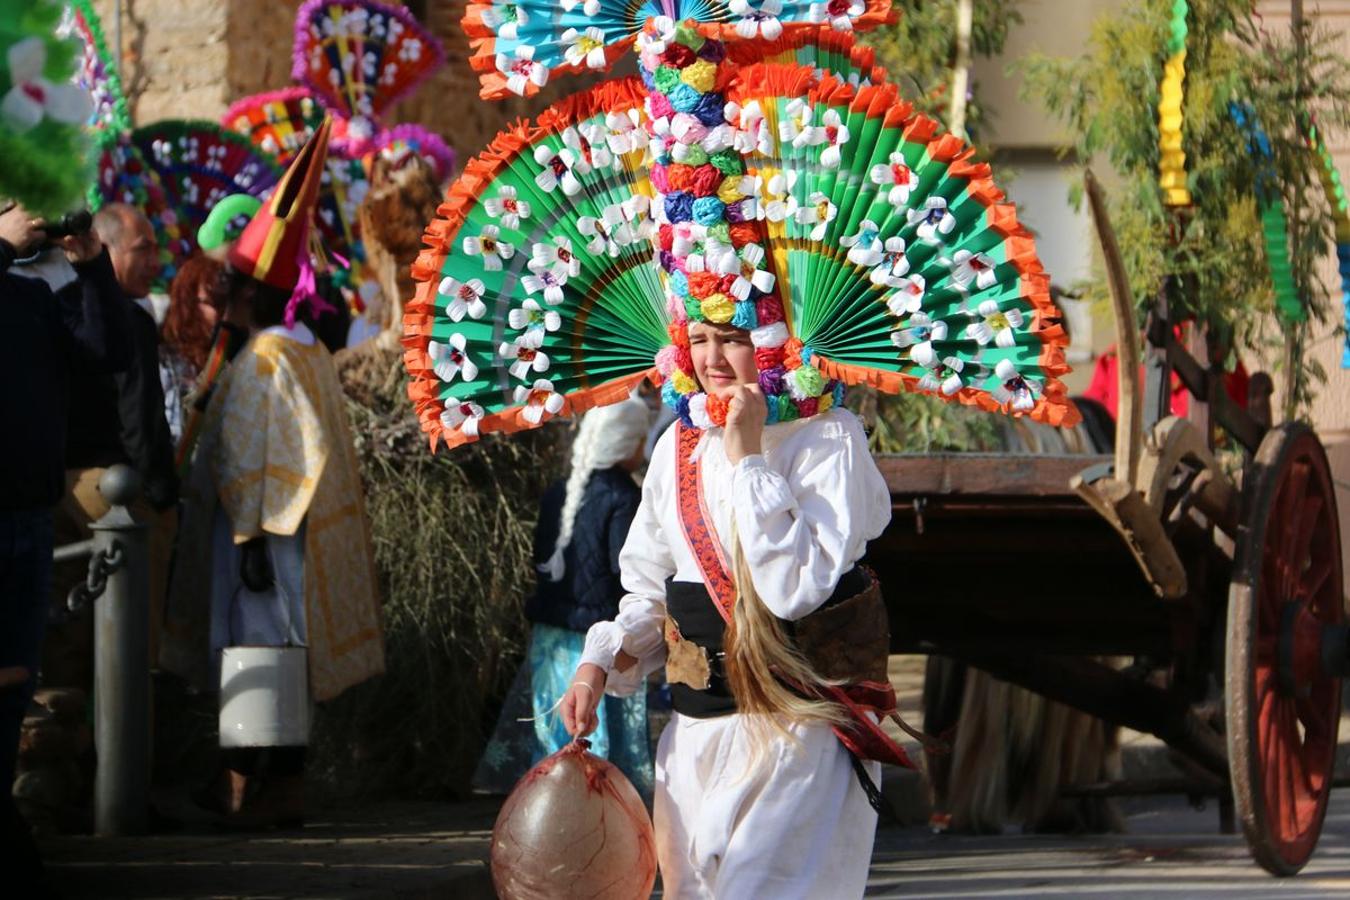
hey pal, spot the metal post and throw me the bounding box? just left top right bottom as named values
left=91, top=465, right=149, bottom=836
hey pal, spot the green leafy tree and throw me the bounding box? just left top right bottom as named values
left=1021, top=0, right=1350, bottom=415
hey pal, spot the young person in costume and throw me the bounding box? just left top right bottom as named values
left=562, top=318, right=894, bottom=897
left=401, top=4, right=1078, bottom=895
left=163, top=120, right=385, bottom=827
left=474, top=398, right=656, bottom=797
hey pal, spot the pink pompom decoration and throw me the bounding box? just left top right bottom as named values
left=648, top=92, right=675, bottom=120
left=756, top=295, right=785, bottom=325
left=655, top=344, right=682, bottom=375
left=650, top=163, right=671, bottom=193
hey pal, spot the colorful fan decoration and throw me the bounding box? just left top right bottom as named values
left=65, top=0, right=131, bottom=139
left=0, top=0, right=95, bottom=217
left=291, top=0, right=445, bottom=156
left=1229, top=102, right=1302, bottom=324
left=222, top=87, right=325, bottom=167
left=374, top=122, right=457, bottom=182
left=404, top=12, right=1078, bottom=451
left=222, top=0, right=451, bottom=318
left=464, top=0, right=896, bottom=99
left=128, top=120, right=283, bottom=278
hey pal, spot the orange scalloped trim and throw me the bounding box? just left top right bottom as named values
left=402, top=76, right=650, bottom=451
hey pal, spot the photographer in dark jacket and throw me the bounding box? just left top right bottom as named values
left=46, top=204, right=180, bottom=686
left=0, top=201, right=127, bottom=883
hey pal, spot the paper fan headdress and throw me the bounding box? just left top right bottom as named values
left=404, top=2, right=1079, bottom=450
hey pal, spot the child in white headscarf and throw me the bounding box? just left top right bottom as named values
left=473, top=398, right=655, bottom=795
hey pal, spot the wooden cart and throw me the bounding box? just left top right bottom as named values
left=868, top=173, right=1346, bottom=876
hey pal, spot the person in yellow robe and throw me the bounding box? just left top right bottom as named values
left=164, top=120, right=384, bottom=826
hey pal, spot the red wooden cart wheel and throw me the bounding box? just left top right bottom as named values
left=1226, top=422, right=1344, bottom=876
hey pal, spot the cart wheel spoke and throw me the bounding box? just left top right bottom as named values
left=1302, top=556, right=1333, bottom=605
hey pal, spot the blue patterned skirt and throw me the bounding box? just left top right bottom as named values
left=473, top=623, right=654, bottom=799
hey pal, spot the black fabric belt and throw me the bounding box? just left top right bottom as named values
left=663, top=566, right=870, bottom=719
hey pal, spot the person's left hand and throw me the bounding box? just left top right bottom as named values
left=57, top=227, right=103, bottom=264
left=723, top=383, right=767, bottom=465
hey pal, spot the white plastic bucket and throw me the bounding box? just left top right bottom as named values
left=218, top=646, right=310, bottom=748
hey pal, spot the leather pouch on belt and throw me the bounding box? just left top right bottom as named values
left=663, top=616, right=711, bottom=690
left=793, top=576, right=890, bottom=684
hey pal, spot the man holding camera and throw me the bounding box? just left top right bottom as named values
left=46, top=204, right=179, bottom=687
left=0, top=201, right=127, bottom=882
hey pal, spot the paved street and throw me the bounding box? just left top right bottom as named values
left=868, top=792, right=1350, bottom=898
left=36, top=789, right=1350, bottom=898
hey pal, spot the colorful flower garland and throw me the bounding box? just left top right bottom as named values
left=640, top=19, right=843, bottom=428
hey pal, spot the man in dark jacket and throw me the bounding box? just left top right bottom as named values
left=47, top=203, right=179, bottom=685
left=0, top=201, right=127, bottom=884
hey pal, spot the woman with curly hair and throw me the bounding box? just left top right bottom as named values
left=161, top=254, right=222, bottom=443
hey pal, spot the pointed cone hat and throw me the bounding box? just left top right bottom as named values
left=228, top=116, right=332, bottom=291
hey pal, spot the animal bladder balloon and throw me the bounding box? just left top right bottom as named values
left=491, top=740, right=656, bottom=900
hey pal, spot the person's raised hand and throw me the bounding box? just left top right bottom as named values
left=57, top=226, right=104, bottom=265
left=561, top=663, right=606, bottom=738
left=723, top=382, right=766, bottom=465
left=0, top=204, right=45, bottom=256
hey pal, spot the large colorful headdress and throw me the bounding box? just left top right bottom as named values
left=230, top=117, right=332, bottom=293
left=404, top=1, right=1080, bottom=450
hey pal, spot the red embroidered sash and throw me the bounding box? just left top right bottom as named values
left=673, top=423, right=915, bottom=769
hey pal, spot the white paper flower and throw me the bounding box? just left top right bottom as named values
left=604, top=109, right=644, bottom=156
left=521, top=265, right=569, bottom=305
left=990, top=358, right=1040, bottom=412
left=507, top=298, right=561, bottom=348
left=566, top=124, right=613, bottom=171
left=483, top=186, right=531, bottom=230
left=1, top=38, right=92, bottom=133
left=965, top=299, right=1024, bottom=348
left=482, top=2, right=529, bottom=40
left=437, top=276, right=488, bottom=321
left=495, top=45, right=548, bottom=96
left=870, top=152, right=920, bottom=208
left=560, top=0, right=602, bottom=14
left=498, top=339, right=551, bottom=380
left=890, top=311, right=946, bottom=354
left=531, top=236, right=581, bottom=278
left=635, top=16, right=678, bottom=55
left=779, top=99, right=821, bottom=149
left=809, top=0, right=866, bottom=32
left=730, top=243, right=776, bottom=300
left=732, top=100, right=773, bottom=155
left=870, top=238, right=912, bottom=287
left=439, top=399, right=486, bottom=437
left=818, top=109, right=850, bottom=168
left=731, top=0, right=785, bottom=40
left=514, top=378, right=566, bottom=424
left=533, top=140, right=590, bottom=196
left=463, top=225, right=515, bottom=271
left=428, top=333, right=479, bottom=383
left=948, top=249, right=998, bottom=295
left=908, top=197, right=956, bottom=245
left=795, top=191, right=836, bottom=241
left=762, top=171, right=799, bottom=222
left=916, top=356, right=964, bottom=396
left=562, top=26, right=608, bottom=69
left=840, top=220, right=884, bottom=267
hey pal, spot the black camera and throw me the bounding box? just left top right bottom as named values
left=41, top=210, right=94, bottom=240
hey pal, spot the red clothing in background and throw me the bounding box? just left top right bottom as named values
left=1083, top=347, right=1249, bottom=420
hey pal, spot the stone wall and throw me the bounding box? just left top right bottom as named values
left=86, top=0, right=613, bottom=168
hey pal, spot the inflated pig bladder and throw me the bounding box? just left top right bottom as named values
left=491, top=739, right=656, bottom=899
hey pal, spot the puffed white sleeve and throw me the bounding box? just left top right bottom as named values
left=578, top=429, right=675, bottom=697
left=729, top=408, right=891, bottom=621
